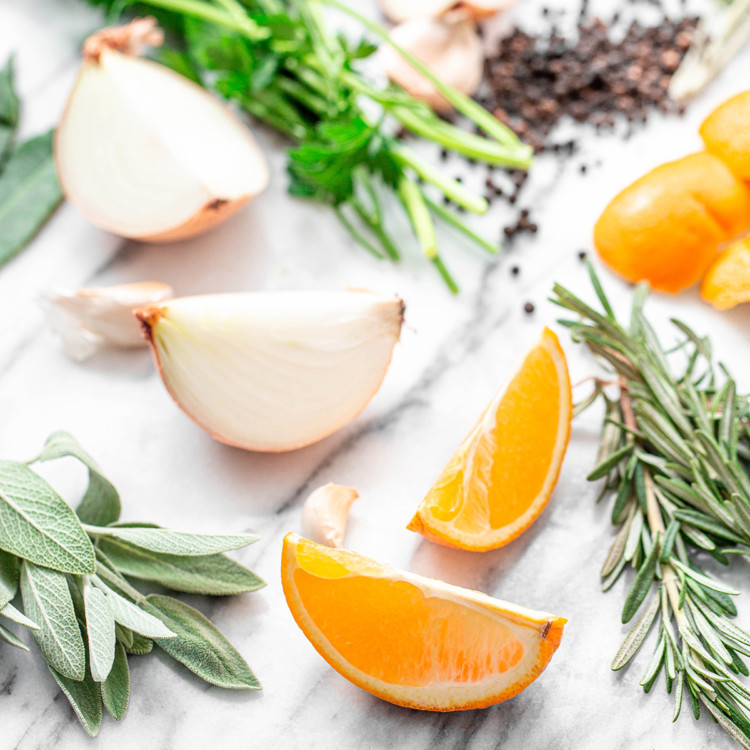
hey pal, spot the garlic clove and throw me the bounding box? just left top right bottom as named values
left=301, top=483, right=359, bottom=548
left=135, top=291, right=405, bottom=452
left=42, top=281, right=173, bottom=361
left=55, top=18, right=269, bottom=242
left=380, top=14, right=484, bottom=112
left=379, top=0, right=514, bottom=23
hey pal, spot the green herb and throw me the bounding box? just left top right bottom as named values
left=80, top=0, right=533, bottom=291
left=552, top=264, right=750, bottom=749
left=0, top=431, right=264, bottom=736
left=0, top=56, right=19, bottom=167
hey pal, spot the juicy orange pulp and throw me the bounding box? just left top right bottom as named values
left=700, top=91, right=750, bottom=181
left=407, top=328, right=571, bottom=552
left=594, top=152, right=750, bottom=293
left=701, top=235, right=750, bottom=310
left=282, top=533, right=566, bottom=711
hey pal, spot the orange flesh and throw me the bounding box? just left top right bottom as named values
left=701, top=235, right=750, bottom=310
left=283, top=534, right=566, bottom=710
left=293, top=569, right=523, bottom=685
left=408, top=328, right=571, bottom=550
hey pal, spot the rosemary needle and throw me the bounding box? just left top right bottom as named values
left=552, top=262, right=750, bottom=749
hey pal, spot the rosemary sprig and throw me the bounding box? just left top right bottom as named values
left=551, top=264, right=750, bottom=749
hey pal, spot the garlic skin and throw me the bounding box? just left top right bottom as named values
left=42, top=281, right=173, bottom=361
left=55, top=18, right=269, bottom=242
left=381, top=14, right=484, bottom=112
left=379, top=0, right=515, bottom=23
left=301, top=484, right=359, bottom=548
left=135, top=291, right=405, bottom=452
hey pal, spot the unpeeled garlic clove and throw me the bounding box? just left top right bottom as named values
left=301, top=484, right=359, bottom=548
left=55, top=18, right=269, bottom=242
left=380, top=14, right=484, bottom=112
left=379, top=0, right=515, bottom=23
left=135, top=290, right=405, bottom=452
left=42, top=281, right=173, bottom=361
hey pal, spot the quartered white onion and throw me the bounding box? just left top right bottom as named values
left=136, top=291, right=405, bottom=452
left=55, top=19, right=269, bottom=242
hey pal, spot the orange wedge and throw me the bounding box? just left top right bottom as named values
left=408, top=328, right=571, bottom=551
left=282, top=533, right=566, bottom=711
left=700, top=90, right=750, bottom=181
left=701, top=236, right=750, bottom=310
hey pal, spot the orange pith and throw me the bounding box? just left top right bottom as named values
left=282, top=533, right=566, bottom=711
left=594, top=152, right=750, bottom=293
left=700, top=91, right=750, bottom=181
left=407, top=328, right=571, bottom=552
left=701, top=235, right=750, bottom=310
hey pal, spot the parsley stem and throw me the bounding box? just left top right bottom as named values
left=316, top=0, right=527, bottom=152
left=394, top=146, right=487, bottom=214
left=424, top=196, right=498, bottom=256
left=351, top=199, right=400, bottom=261
left=334, top=204, right=386, bottom=259
left=137, top=0, right=268, bottom=39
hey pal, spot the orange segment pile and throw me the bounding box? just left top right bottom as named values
left=281, top=533, right=566, bottom=711
left=407, top=328, right=571, bottom=552
left=700, top=91, right=750, bottom=181
left=701, top=236, right=750, bottom=310
left=594, top=152, right=750, bottom=293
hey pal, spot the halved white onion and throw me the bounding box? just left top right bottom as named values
left=55, top=18, right=269, bottom=242
left=381, top=14, right=484, bottom=112
left=42, top=281, right=173, bottom=361
left=135, top=291, right=404, bottom=452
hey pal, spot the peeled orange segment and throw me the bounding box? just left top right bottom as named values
left=701, top=236, right=750, bottom=310
left=594, top=152, right=750, bottom=293
left=282, top=533, right=566, bottom=711
left=407, top=328, right=571, bottom=552
left=700, top=91, right=750, bottom=181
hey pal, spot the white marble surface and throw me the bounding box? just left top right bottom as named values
left=2, top=0, right=750, bottom=747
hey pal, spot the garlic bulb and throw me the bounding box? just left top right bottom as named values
left=135, top=291, right=405, bottom=452
left=301, top=484, right=359, bottom=548
left=379, top=0, right=515, bottom=23
left=381, top=14, right=484, bottom=112
left=42, top=281, right=173, bottom=361
left=55, top=18, right=269, bottom=242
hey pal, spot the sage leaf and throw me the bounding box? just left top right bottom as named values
left=49, top=663, right=102, bottom=737
left=84, top=586, right=116, bottom=682
left=622, top=539, right=659, bottom=623
left=1, top=601, right=39, bottom=629
left=98, top=537, right=265, bottom=595
left=102, top=641, right=129, bottom=721
left=92, top=578, right=175, bottom=639
left=33, top=432, right=121, bottom=527
left=0, top=620, right=27, bottom=650
left=88, top=526, right=258, bottom=556
left=115, top=623, right=134, bottom=649
left=20, top=562, right=85, bottom=680
left=145, top=595, right=260, bottom=689
left=125, top=631, right=153, bottom=655
left=0, top=548, right=19, bottom=608
left=0, top=461, right=95, bottom=574
left=0, top=130, right=62, bottom=266
left=0, top=56, right=19, bottom=167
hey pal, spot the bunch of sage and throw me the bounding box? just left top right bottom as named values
left=0, top=56, right=63, bottom=266
left=0, top=431, right=264, bottom=736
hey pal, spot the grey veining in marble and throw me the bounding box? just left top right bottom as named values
left=2, top=0, right=750, bottom=748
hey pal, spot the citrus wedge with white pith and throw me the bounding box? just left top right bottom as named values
left=282, top=533, right=566, bottom=711
left=408, top=327, right=572, bottom=551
